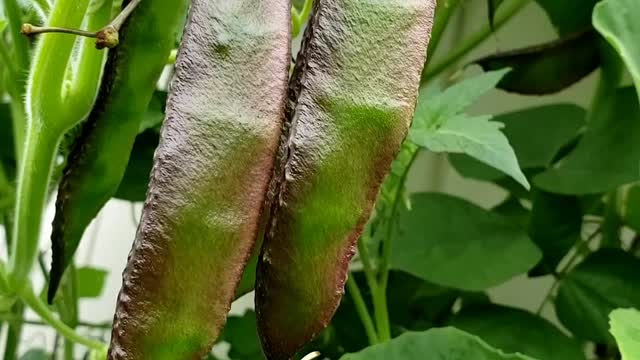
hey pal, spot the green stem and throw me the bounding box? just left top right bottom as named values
left=10, top=0, right=92, bottom=285
left=373, top=149, right=419, bottom=342
left=357, top=238, right=378, bottom=293
left=8, top=131, right=59, bottom=282
left=421, top=0, right=530, bottom=84
left=346, top=276, right=378, bottom=345
left=292, top=0, right=313, bottom=38
left=27, top=0, right=92, bottom=122
left=64, top=340, right=74, bottom=360
left=9, top=101, right=27, bottom=166
left=18, top=284, right=104, bottom=351
left=2, top=0, right=30, bottom=72
left=372, top=286, right=391, bottom=342
left=356, top=238, right=390, bottom=341
left=2, top=302, right=24, bottom=360
left=536, top=227, right=601, bottom=314
left=64, top=0, right=113, bottom=120
left=380, top=151, right=418, bottom=290
left=426, top=0, right=463, bottom=61
left=0, top=314, right=112, bottom=329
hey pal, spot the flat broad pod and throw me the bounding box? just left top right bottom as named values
left=48, top=0, right=189, bottom=303
left=255, top=0, right=435, bottom=359
left=107, top=1, right=291, bottom=359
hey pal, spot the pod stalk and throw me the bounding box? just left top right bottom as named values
left=21, top=0, right=142, bottom=49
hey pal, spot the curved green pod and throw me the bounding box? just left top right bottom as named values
left=108, top=1, right=291, bottom=359
left=49, top=0, right=189, bottom=301
left=255, top=1, right=435, bottom=358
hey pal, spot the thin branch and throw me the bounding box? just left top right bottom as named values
left=422, top=0, right=531, bottom=84
left=21, top=0, right=143, bottom=49
left=21, top=24, right=97, bottom=38
left=346, top=276, right=379, bottom=345
left=535, top=227, right=601, bottom=315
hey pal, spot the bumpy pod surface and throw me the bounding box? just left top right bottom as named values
left=49, top=0, right=189, bottom=301
left=107, top=1, right=291, bottom=359
left=256, top=0, right=435, bottom=358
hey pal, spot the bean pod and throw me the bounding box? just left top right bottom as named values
left=256, top=1, right=435, bottom=358
left=49, top=0, right=189, bottom=301
left=108, top=1, right=291, bottom=358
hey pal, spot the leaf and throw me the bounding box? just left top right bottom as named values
left=411, top=69, right=528, bottom=188
left=535, top=87, right=640, bottom=194
left=339, top=327, right=536, bottom=360
left=491, top=197, right=530, bottom=229
left=475, top=30, right=599, bottom=95
left=488, top=0, right=505, bottom=29
left=220, top=311, right=264, bottom=360
left=19, top=349, right=48, bottom=360
left=622, top=184, right=640, bottom=232
left=386, top=271, right=459, bottom=331
left=609, top=308, right=640, bottom=360
left=391, top=193, right=542, bottom=291
left=449, top=305, right=586, bottom=360
left=415, top=69, right=509, bottom=124
left=593, top=0, right=640, bottom=102
left=450, top=104, right=585, bottom=182
left=76, top=267, right=108, bottom=298
left=411, top=113, right=528, bottom=189
left=138, top=91, right=167, bottom=133
left=536, top=0, right=600, bottom=35
left=114, top=130, right=159, bottom=202
left=555, top=249, right=640, bottom=343
left=527, top=191, right=582, bottom=277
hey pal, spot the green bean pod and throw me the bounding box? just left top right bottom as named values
left=108, top=1, right=291, bottom=358
left=48, top=0, right=189, bottom=301
left=256, top=1, right=435, bottom=358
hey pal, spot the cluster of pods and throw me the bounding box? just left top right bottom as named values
left=53, top=0, right=434, bottom=359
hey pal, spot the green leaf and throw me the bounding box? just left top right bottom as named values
left=527, top=191, right=582, bottom=277
left=609, top=308, right=640, bottom=360
left=138, top=91, right=167, bottom=133
left=450, top=104, right=585, bottom=182
left=410, top=70, right=528, bottom=189
left=491, top=197, right=530, bottom=229
left=386, top=271, right=459, bottom=331
left=19, top=349, right=48, bottom=360
left=449, top=305, right=585, bottom=360
left=536, top=0, right=600, bottom=35
left=220, top=311, right=263, bottom=360
left=76, top=267, right=108, bottom=298
left=488, top=0, right=505, bottom=29
left=594, top=0, right=640, bottom=102
left=535, top=87, right=640, bottom=194
left=339, top=327, right=536, bottom=360
left=115, top=130, right=159, bottom=202
left=391, top=193, right=541, bottom=291
left=622, top=184, right=640, bottom=232
left=555, top=249, right=640, bottom=343
left=475, top=30, right=599, bottom=95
